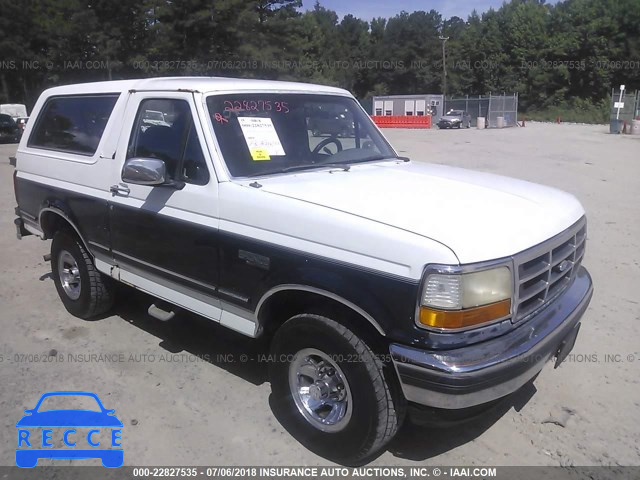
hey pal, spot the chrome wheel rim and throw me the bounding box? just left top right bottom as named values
left=288, top=348, right=353, bottom=432
left=58, top=250, right=81, bottom=300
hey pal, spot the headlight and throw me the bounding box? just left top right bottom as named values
left=418, top=266, right=512, bottom=330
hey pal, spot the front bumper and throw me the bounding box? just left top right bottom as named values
left=390, top=266, right=593, bottom=409
left=437, top=121, right=459, bottom=128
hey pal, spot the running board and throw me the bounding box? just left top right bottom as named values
left=148, top=303, right=176, bottom=322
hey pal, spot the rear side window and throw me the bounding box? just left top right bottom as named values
left=28, top=94, right=119, bottom=155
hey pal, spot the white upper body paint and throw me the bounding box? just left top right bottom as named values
left=238, top=160, right=585, bottom=266
left=17, top=77, right=585, bottom=281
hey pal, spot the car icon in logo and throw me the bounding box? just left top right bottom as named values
left=16, top=391, right=123, bottom=468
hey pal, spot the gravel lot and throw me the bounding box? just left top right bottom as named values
left=1, top=122, right=639, bottom=468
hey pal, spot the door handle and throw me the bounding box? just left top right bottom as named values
left=110, top=184, right=130, bottom=196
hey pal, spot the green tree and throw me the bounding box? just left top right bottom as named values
left=1, top=0, right=638, bottom=114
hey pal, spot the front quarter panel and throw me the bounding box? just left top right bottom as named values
left=217, top=181, right=459, bottom=342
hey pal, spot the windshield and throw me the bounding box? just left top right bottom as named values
left=446, top=110, right=464, bottom=116
left=207, top=94, right=397, bottom=177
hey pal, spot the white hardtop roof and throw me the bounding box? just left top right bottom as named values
left=41, top=76, right=352, bottom=97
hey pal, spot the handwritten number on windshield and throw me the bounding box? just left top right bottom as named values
left=223, top=100, right=289, bottom=114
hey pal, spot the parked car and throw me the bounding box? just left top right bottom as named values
left=437, top=109, right=471, bottom=129
left=142, top=109, right=169, bottom=127
left=12, top=77, right=593, bottom=464
left=1, top=103, right=28, bottom=121
left=0, top=114, right=21, bottom=143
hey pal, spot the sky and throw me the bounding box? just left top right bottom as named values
left=303, top=0, right=558, bottom=21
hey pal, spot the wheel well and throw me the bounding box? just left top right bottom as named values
left=257, top=289, right=387, bottom=352
left=40, top=210, right=86, bottom=248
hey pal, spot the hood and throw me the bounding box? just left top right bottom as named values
left=248, top=161, right=584, bottom=264
left=440, top=115, right=462, bottom=121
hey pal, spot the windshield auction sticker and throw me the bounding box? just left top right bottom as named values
left=237, top=117, right=285, bottom=159
left=249, top=148, right=271, bottom=161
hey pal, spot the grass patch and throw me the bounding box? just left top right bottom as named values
left=522, top=98, right=609, bottom=124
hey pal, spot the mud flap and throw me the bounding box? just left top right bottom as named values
left=14, top=217, right=32, bottom=239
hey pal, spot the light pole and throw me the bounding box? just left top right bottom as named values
left=439, top=35, right=449, bottom=114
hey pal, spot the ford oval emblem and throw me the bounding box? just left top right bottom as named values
left=556, top=260, right=572, bottom=273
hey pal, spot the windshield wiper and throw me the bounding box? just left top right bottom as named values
left=278, top=163, right=351, bottom=173
left=258, top=155, right=409, bottom=176
left=316, top=155, right=409, bottom=167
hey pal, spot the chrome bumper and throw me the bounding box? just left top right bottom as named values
left=390, top=266, right=593, bottom=409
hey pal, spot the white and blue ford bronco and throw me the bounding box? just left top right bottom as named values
left=12, top=77, right=593, bottom=463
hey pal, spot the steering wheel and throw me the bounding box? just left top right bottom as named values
left=312, top=137, right=343, bottom=155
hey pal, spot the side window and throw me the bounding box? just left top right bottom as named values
left=28, top=94, right=119, bottom=155
left=127, top=99, right=209, bottom=186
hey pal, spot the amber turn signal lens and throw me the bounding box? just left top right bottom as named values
left=419, top=299, right=511, bottom=330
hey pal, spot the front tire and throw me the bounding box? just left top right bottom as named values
left=269, top=314, right=405, bottom=464
left=51, top=230, right=114, bottom=319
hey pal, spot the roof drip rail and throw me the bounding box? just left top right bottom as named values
left=127, top=88, right=199, bottom=94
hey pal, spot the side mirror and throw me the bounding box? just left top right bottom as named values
left=122, top=157, right=166, bottom=186
left=121, top=157, right=185, bottom=190
left=24, top=409, right=34, bottom=415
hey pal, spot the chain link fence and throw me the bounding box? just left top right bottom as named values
left=444, top=93, right=519, bottom=128
left=444, top=96, right=489, bottom=127
left=487, top=93, right=519, bottom=128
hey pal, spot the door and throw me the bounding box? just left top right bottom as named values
left=108, top=92, right=221, bottom=319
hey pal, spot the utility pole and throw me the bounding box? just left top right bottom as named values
left=439, top=35, right=449, bottom=114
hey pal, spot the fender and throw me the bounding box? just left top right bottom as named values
left=39, top=197, right=78, bottom=231
left=255, top=284, right=386, bottom=336
left=38, top=205, right=93, bottom=256
left=226, top=245, right=422, bottom=339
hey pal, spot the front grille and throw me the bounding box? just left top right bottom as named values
left=513, top=218, right=587, bottom=323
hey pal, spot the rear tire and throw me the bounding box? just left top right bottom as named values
left=269, top=314, right=405, bottom=465
left=51, top=230, right=114, bottom=319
